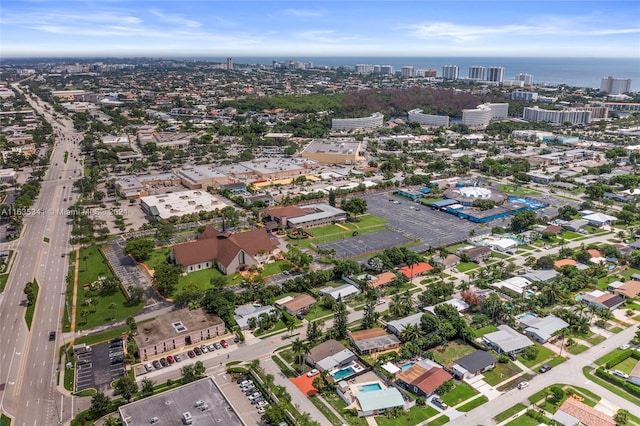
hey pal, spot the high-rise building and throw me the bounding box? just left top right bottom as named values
left=487, top=67, right=505, bottom=83
left=468, top=66, right=485, bottom=80
left=379, top=65, right=394, bottom=75
left=226, top=57, right=233, bottom=70
left=401, top=66, right=415, bottom=78
left=442, top=65, right=459, bottom=80
left=355, top=64, right=374, bottom=74
left=515, top=73, right=534, bottom=85
left=600, top=76, right=632, bottom=94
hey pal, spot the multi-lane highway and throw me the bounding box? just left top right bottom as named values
left=0, top=84, right=84, bottom=426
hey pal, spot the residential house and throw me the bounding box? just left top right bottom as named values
left=355, top=388, right=406, bottom=417
left=554, top=258, right=577, bottom=269
left=521, top=269, right=560, bottom=284
left=386, top=312, right=424, bottom=337
left=563, top=219, right=588, bottom=232
left=483, top=325, right=534, bottom=354
left=520, top=315, right=569, bottom=343
left=171, top=227, right=278, bottom=275
left=433, top=254, right=461, bottom=269
left=395, top=362, right=452, bottom=398
left=452, top=350, right=496, bottom=379
left=582, top=290, right=626, bottom=310
left=349, top=328, right=401, bottom=356
left=370, top=272, right=397, bottom=290
left=556, top=398, right=615, bottom=426
left=609, top=280, right=640, bottom=299
left=588, top=249, right=605, bottom=264
left=234, top=304, right=278, bottom=330
left=398, top=262, right=433, bottom=278
left=582, top=212, right=617, bottom=227
left=321, top=283, right=360, bottom=300
left=306, top=339, right=356, bottom=372
left=543, top=224, right=563, bottom=236
left=458, top=245, right=492, bottom=263
left=275, top=294, right=317, bottom=316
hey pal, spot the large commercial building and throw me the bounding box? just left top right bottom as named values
left=442, top=65, right=459, bottom=80
left=331, top=112, right=384, bottom=131
left=600, top=76, right=632, bottom=94
left=177, top=165, right=235, bottom=189
left=511, top=91, right=539, bottom=102
left=487, top=67, right=505, bottom=83
left=135, top=308, right=225, bottom=359
left=401, top=66, right=415, bottom=78
left=301, top=139, right=363, bottom=164
left=523, top=106, right=592, bottom=125
left=140, top=190, right=228, bottom=220
left=462, top=103, right=509, bottom=127
left=515, top=73, right=534, bottom=86
left=407, top=109, right=450, bottom=127
left=468, top=66, right=485, bottom=80
left=355, top=64, right=374, bottom=74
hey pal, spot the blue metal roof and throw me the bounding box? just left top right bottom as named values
left=431, top=199, right=457, bottom=207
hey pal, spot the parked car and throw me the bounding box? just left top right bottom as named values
left=432, top=397, right=448, bottom=410
left=251, top=397, right=266, bottom=405
left=307, top=369, right=320, bottom=377
left=257, top=400, right=269, bottom=407
left=208, top=344, right=216, bottom=351
left=257, top=406, right=266, bottom=414
left=220, top=339, right=228, bottom=348
left=539, top=364, right=552, bottom=373
left=517, top=381, right=529, bottom=390
left=613, top=370, right=630, bottom=379
left=174, top=354, right=182, bottom=362
left=214, top=342, right=222, bottom=350
left=152, top=360, right=162, bottom=369
left=200, top=345, right=209, bottom=353
left=248, top=392, right=262, bottom=400
left=167, top=355, right=174, bottom=364
left=159, top=358, right=168, bottom=367
left=194, top=347, right=202, bottom=356
left=145, top=363, right=153, bottom=372
left=236, top=376, right=248, bottom=385
left=187, top=351, right=196, bottom=358
left=619, top=344, right=631, bottom=350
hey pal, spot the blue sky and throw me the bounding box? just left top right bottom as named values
left=1, top=1, right=639, bottom=58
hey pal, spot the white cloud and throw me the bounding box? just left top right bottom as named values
left=149, top=9, right=202, bottom=28
left=283, top=8, right=326, bottom=18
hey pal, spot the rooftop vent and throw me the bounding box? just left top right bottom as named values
left=172, top=321, right=188, bottom=333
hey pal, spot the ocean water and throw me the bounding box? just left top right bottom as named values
left=207, top=57, right=640, bottom=91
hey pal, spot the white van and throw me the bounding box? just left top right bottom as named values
left=182, top=412, right=193, bottom=425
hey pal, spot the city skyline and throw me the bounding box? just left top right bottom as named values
left=1, top=1, right=639, bottom=58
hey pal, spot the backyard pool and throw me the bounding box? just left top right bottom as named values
left=332, top=367, right=356, bottom=381
left=517, top=312, right=536, bottom=320
left=358, top=383, right=383, bottom=392
left=400, top=362, right=415, bottom=371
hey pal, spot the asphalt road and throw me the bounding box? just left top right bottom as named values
left=0, top=84, right=85, bottom=426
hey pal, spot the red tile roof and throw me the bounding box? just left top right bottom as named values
left=554, top=258, right=577, bottom=268
left=559, top=398, right=615, bottom=426
left=399, top=262, right=433, bottom=278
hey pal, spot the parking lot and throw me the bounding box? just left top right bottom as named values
left=75, top=338, right=126, bottom=392
left=118, top=377, right=244, bottom=425
left=318, top=229, right=411, bottom=259
left=364, top=191, right=489, bottom=248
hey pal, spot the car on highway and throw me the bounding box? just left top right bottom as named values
left=517, top=381, right=529, bottom=390
left=220, top=339, right=228, bottom=348
left=539, top=364, right=552, bottom=373
left=307, top=369, right=320, bottom=377
left=49, top=331, right=56, bottom=341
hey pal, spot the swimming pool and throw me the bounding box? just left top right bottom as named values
left=518, top=312, right=536, bottom=320
left=332, top=367, right=356, bottom=380
left=575, top=294, right=584, bottom=301
left=400, top=362, right=415, bottom=371
left=358, top=383, right=382, bottom=392
left=507, top=197, right=546, bottom=210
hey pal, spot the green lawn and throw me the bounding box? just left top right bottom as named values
left=174, top=267, right=229, bottom=295
left=260, top=260, right=291, bottom=276
left=24, top=280, right=39, bottom=330
left=420, top=197, right=445, bottom=205
left=77, top=245, right=115, bottom=286
left=587, top=335, right=606, bottom=345
left=614, top=357, right=639, bottom=374
left=475, top=324, right=498, bottom=336
left=1, top=414, right=11, bottom=426
left=427, top=416, right=449, bottom=426
left=497, top=185, right=542, bottom=196
left=457, top=395, right=488, bottom=412
left=483, top=362, right=522, bottom=386
left=583, top=367, right=640, bottom=406
left=517, top=344, right=555, bottom=368
left=505, top=414, right=542, bottom=426
left=0, top=273, right=9, bottom=292
left=143, top=247, right=171, bottom=271
left=494, top=403, right=527, bottom=423
left=560, top=231, right=581, bottom=240
left=309, top=223, right=348, bottom=237
left=430, top=340, right=477, bottom=368
left=456, top=262, right=479, bottom=273
left=595, top=348, right=626, bottom=366
left=567, top=344, right=589, bottom=355
left=303, top=304, right=334, bottom=321
left=350, top=214, right=388, bottom=228
left=375, top=405, right=439, bottom=426
left=441, top=382, right=478, bottom=406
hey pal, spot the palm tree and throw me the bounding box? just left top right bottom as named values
left=401, top=323, right=423, bottom=342
left=292, top=338, right=305, bottom=366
